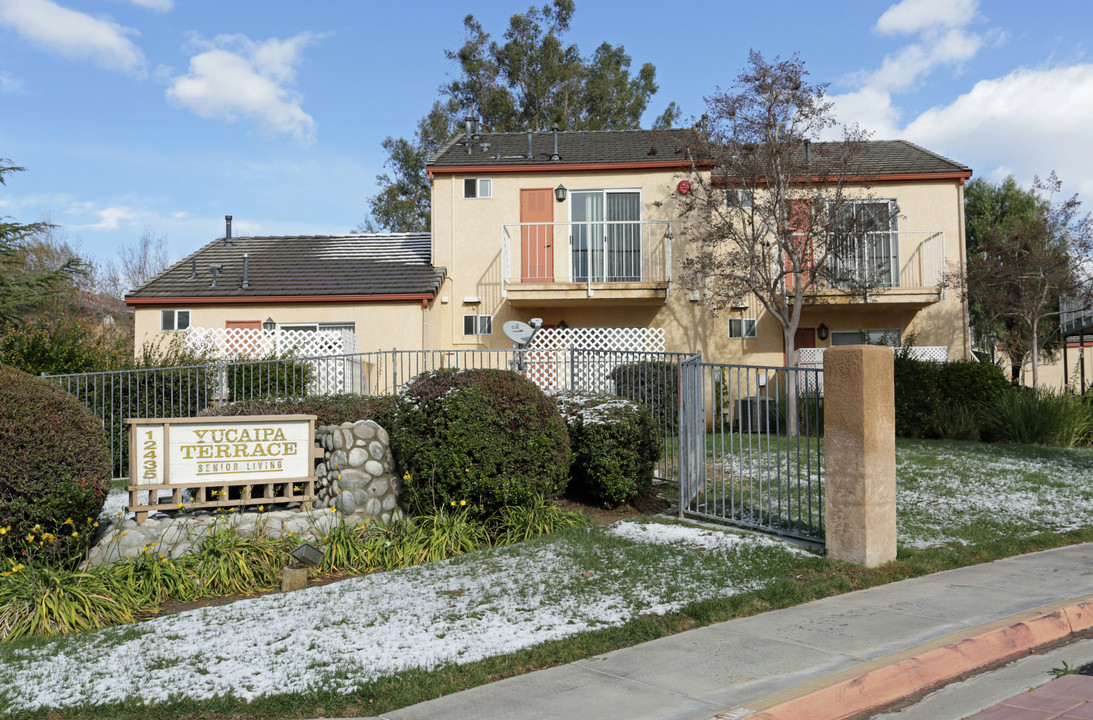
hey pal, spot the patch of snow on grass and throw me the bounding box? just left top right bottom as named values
left=0, top=527, right=797, bottom=713
left=607, top=521, right=805, bottom=553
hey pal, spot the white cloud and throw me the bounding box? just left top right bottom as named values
left=0, top=0, right=145, bottom=75
left=875, top=0, right=978, bottom=35
left=67, top=202, right=139, bottom=230
left=166, top=33, right=318, bottom=145
left=123, top=0, right=172, bottom=11
left=904, top=64, right=1093, bottom=198
left=0, top=71, right=23, bottom=92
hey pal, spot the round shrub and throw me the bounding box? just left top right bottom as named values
left=392, top=369, right=570, bottom=516
left=553, top=391, right=661, bottom=507
left=202, top=393, right=398, bottom=430
left=0, top=364, right=110, bottom=563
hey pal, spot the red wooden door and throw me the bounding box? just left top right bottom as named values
left=225, top=320, right=262, bottom=357
left=784, top=327, right=816, bottom=366
left=520, top=189, right=554, bottom=282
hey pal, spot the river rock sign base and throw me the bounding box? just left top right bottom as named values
left=86, top=420, right=402, bottom=567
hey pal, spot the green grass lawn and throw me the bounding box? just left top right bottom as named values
left=5, top=437, right=1093, bottom=720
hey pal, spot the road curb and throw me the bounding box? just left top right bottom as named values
left=708, top=595, right=1093, bottom=720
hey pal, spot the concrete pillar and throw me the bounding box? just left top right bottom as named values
left=823, top=345, right=896, bottom=567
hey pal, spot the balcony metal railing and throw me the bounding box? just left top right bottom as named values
left=501, top=220, right=672, bottom=296
left=783, top=230, right=946, bottom=294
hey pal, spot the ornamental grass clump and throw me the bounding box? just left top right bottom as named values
left=393, top=369, right=570, bottom=516
left=492, top=495, right=591, bottom=545
left=104, top=548, right=199, bottom=604
left=191, top=524, right=293, bottom=596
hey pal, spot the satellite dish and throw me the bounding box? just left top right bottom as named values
left=503, top=320, right=535, bottom=346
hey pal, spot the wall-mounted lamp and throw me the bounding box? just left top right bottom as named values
left=556, top=319, right=568, bottom=329
left=263, top=317, right=276, bottom=332
left=817, top=323, right=829, bottom=341
left=554, top=184, right=567, bottom=202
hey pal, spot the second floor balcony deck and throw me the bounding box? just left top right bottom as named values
left=501, top=220, right=672, bottom=306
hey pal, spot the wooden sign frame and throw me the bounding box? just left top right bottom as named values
left=125, top=415, right=323, bottom=522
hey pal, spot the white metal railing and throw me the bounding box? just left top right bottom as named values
left=500, top=220, right=672, bottom=295
left=783, top=230, right=946, bottom=293
left=1062, top=296, right=1093, bottom=334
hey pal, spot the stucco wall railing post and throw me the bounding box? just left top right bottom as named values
left=823, top=345, right=897, bottom=567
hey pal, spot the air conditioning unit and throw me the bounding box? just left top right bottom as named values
left=736, top=396, right=775, bottom=433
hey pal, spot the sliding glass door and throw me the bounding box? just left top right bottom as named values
left=571, top=189, right=641, bottom=282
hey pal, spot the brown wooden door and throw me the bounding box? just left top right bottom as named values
left=520, top=189, right=554, bottom=282
left=785, top=327, right=816, bottom=366
left=225, top=320, right=262, bottom=357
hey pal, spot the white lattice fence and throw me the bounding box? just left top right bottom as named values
left=524, top=327, right=666, bottom=392
left=185, top=327, right=352, bottom=394
left=797, top=345, right=949, bottom=394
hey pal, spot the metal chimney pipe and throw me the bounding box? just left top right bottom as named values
left=550, top=124, right=560, bottom=161
left=224, top=215, right=233, bottom=246
left=241, top=253, right=250, bottom=289
left=187, top=258, right=197, bottom=279
left=805, top=140, right=811, bottom=165
left=465, top=117, right=473, bottom=154
left=209, top=264, right=222, bottom=288
left=526, top=130, right=534, bottom=160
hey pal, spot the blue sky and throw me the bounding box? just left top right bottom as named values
left=1, top=0, right=1091, bottom=277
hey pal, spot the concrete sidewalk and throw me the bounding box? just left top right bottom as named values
left=371, top=542, right=1093, bottom=720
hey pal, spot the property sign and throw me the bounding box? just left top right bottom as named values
left=127, top=416, right=317, bottom=486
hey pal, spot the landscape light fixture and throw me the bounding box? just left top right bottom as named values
left=290, top=542, right=322, bottom=568
left=263, top=317, right=276, bottom=332
left=555, top=184, right=567, bottom=202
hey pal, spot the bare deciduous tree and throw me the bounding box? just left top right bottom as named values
left=677, top=51, right=892, bottom=433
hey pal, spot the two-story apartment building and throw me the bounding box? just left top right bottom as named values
left=425, top=128, right=972, bottom=365
left=127, top=128, right=972, bottom=368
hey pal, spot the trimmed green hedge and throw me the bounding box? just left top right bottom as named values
left=553, top=391, right=661, bottom=507
left=0, top=365, right=110, bottom=563
left=392, top=369, right=570, bottom=516
left=202, top=394, right=398, bottom=430
left=893, top=357, right=1009, bottom=439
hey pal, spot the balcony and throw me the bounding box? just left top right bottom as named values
left=786, top=230, right=947, bottom=306
left=501, top=220, right=672, bottom=307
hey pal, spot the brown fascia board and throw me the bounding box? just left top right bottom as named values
left=125, top=293, right=437, bottom=309
left=712, top=170, right=973, bottom=186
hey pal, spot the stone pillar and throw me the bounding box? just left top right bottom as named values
left=823, top=345, right=896, bottom=567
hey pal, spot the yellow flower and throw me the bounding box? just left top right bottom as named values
left=120, top=532, right=127, bottom=537
left=294, top=485, right=302, bottom=492
left=62, top=518, right=73, bottom=526
left=32, top=524, right=40, bottom=532
left=257, top=505, right=264, bottom=512
left=402, top=472, right=411, bottom=481
left=460, top=500, right=466, bottom=507
left=450, top=501, right=456, bottom=507
left=0, top=526, right=8, bottom=536
left=329, top=507, right=336, bottom=513
left=177, top=503, right=184, bottom=509
left=42, top=533, right=55, bottom=543
left=93, top=522, right=99, bottom=528
left=71, top=532, right=78, bottom=538
left=26, top=534, right=34, bottom=542
left=159, top=554, right=166, bottom=560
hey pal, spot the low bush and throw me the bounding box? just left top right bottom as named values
left=491, top=495, right=591, bottom=544
left=0, top=365, right=110, bottom=564
left=0, top=312, right=131, bottom=375
left=392, top=369, right=570, bottom=516
left=553, top=391, right=661, bottom=508
left=893, top=357, right=1009, bottom=439
left=223, top=354, right=313, bottom=400
left=608, top=361, right=680, bottom=433
left=191, top=525, right=292, bottom=596
left=204, top=393, right=398, bottom=429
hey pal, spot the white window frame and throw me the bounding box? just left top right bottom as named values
left=463, top=177, right=492, bottom=199
left=463, top=314, right=493, bottom=336
left=161, top=309, right=191, bottom=332
left=829, top=328, right=901, bottom=347
left=726, top=188, right=753, bottom=210
left=728, top=318, right=757, bottom=339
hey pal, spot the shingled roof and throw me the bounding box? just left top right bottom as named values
left=428, top=128, right=971, bottom=178
left=125, top=233, right=446, bottom=303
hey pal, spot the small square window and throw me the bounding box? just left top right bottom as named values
left=727, top=189, right=753, bottom=210
left=464, top=177, right=492, bottom=199
left=729, top=318, right=757, bottom=338
left=161, top=309, right=190, bottom=332
left=463, top=314, right=493, bottom=336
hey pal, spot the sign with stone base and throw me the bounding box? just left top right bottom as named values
left=126, top=415, right=323, bottom=522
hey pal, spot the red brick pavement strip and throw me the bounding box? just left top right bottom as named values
left=707, top=598, right=1093, bottom=720
left=966, top=674, right=1093, bottom=719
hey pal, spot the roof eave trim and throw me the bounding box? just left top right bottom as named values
left=428, top=159, right=712, bottom=177
left=125, top=293, right=437, bottom=307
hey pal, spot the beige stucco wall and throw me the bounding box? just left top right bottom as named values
left=133, top=301, right=429, bottom=356
left=1011, top=343, right=1093, bottom=393
left=430, top=167, right=971, bottom=365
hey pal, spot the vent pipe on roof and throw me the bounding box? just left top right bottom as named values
left=209, top=264, right=222, bottom=288
left=526, top=130, right=534, bottom=160
left=472, top=119, right=481, bottom=141
left=187, top=258, right=197, bottom=279
left=465, top=117, right=473, bottom=155
left=550, top=124, right=560, bottom=161
left=805, top=140, right=811, bottom=165
left=224, top=215, right=233, bottom=246
left=241, top=253, right=250, bottom=290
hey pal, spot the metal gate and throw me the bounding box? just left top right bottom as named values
left=678, top=358, right=825, bottom=544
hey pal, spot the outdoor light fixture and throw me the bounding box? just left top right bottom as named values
left=290, top=542, right=322, bottom=568
left=556, top=319, right=568, bottom=329
left=555, top=184, right=567, bottom=202
left=263, top=317, right=276, bottom=332
left=817, top=323, right=829, bottom=341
